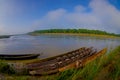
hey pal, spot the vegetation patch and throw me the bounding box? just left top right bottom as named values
left=0, top=60, right=15, bottom=74
left=29, top=29, right=120, bottom=37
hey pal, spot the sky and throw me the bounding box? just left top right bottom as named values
left=0, top=0, right=120, bottom=35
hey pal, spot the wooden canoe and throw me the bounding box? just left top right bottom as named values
left=27, top=47, right=107, bottom=75
left=0, top=54, right=40, bottom=60
left=59, top=48, right=107, bottom=72
left=0, top=35, right=10, bottom=39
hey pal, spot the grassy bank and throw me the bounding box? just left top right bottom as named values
left=54, top=46, right=120, bottom=80
left=33, top=46, right=119, bottom=80
left=30, top=33, right=120, bottom=39
left=1, top=46, right=120, bottom=80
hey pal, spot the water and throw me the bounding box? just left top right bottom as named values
left=0, top=34, right=120, bottom=59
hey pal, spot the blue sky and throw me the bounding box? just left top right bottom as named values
left=0, top=0, right=120, bottom=35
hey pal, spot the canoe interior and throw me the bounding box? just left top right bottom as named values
left=26, top=47, right=107, bottom=75
left=59, top=48, right=107, bottom=72
left=27, top=47, right=86, bottom=64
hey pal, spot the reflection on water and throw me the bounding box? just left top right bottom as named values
left=0, top=34, right=120, bottom=59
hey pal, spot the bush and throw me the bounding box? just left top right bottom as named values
left=0, top=61, right=15, bottom=74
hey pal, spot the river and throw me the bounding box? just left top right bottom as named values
left=0, top=34, right=120, bottom=59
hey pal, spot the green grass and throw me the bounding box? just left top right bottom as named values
left=1, top=46, right=120, bottom=80
left=50, top=46, right=120, bottom=80
left=0, top=60, right=15, bottom=74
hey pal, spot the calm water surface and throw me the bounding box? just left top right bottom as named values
left=0, top=34, right=120, bottom=59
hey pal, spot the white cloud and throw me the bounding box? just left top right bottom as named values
left=90, top=0, right=120, bottom=32
left=0, top=24, right=5, bottom=35
left=0, top=1, right=13, bottom=35
left=0, top=0, right=25, bottom=35
left=34, top=0, right=120, bottom=33
left=0, top=1, right=14, bottom=17
left=74, top=5, right=86, bottom=12
left=46, top=8, right=66, bottom=21
left=32, top=8, right=67, bottom=29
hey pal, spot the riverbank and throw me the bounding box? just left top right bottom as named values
left=30, top=33, right=120, bottom=39
left=29, top=29, right=120, bottom=38
left=1, top=46, right=120, bottom=80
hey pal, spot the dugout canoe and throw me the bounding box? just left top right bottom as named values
left=27, top=47, right=107, bottom=75
left=0, top=54, right=40, bottom=60
left=0, top=35, right=10, bottom=39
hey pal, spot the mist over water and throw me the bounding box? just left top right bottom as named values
left=0, top=34, right=119, bottom=59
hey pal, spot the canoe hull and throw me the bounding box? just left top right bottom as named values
left=0, top=54, right=40, bottom=60
left=59, top=48, right=107, bottom=72
left=27, top=47, right=107, bottom=75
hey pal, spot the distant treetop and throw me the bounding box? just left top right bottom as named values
left=30, top=29, right=120, bottom=37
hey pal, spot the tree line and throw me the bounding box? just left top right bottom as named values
left=30, top=29, right=120, bottom=37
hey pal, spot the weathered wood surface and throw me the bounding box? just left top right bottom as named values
left=59, top=48, right=107, bottom=72
left=26, top=47, right=107, bottom=75
left=0, top=54, right=40, bottom=60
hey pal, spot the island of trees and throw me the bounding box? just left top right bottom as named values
left=29, top=29, right=120, bottom=37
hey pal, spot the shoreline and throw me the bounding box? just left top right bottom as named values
left=29, top=33, right=120, bottom=39
left=2, top=46, right=120, bottom=80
